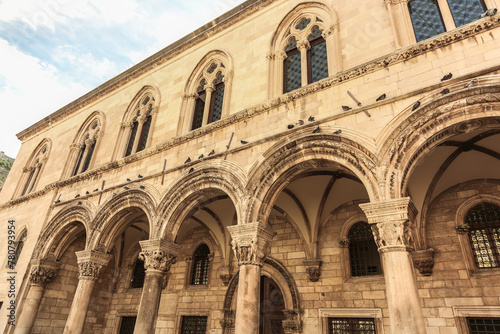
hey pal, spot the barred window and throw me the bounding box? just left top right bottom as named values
left=130, top=257, right=146, bottom=289
left=447, top=0, right=485, bottom=27
left=119, top=316, right=137, bottom=334
left=181, top=316, right=207, bottom=334
left=467, top=317, right=500, bottom=334
left=284, top=37, right=301, bottom=93
left=125, top=93, right=156, bottom=157
left=191, top=244, right=210, bottom=285
left=328, top=318, right=376, bottom=334
left=348, top=222, right=381, bottom=277
left=308, top=26, right=328, bottom=84
left=466, top=203, right=500, bottom=269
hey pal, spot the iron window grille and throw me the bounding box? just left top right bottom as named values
left=348, top=222, right=382, bottom=277
left=328, top=317, right=377, bottom=334
left=191, top=244, right=210, bottom=285
left=467, top=317, right=500, bottom=334
left=181, top=316, right=208, bottom=334
left=466, top=203, right=500, bottom=269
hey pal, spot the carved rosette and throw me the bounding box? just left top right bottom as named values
left=138, top=239, right=180, bottom=274
left=76, top=250, right=112, bottom=281
left=303, top=259, right=322, bottom=282
left=228, top=222, right=276, bottom=267
left=29, top=259, right=60, bottom=287
left=413, top=249, right=435, bottom=276
left=359, top=198, right=418, bottom=250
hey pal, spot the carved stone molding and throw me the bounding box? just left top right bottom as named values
left=360, top=198, right=417, bottom=249
left=220, top=309, right=235, bottom=329
left=385, top=0, right=408, bottom=5
left=412, top=249, right=435, bottom=276
left=76, top=250, right=112, bottom=280
left=218, top=266, right=232, bottom=286
left=227, top=222, right=276, bottom=267
left=138, top=239, right=180, bottom=273
left=283, top=309, right=302, bottom=333
left=29, top=259, right=60, bottom=287
left=303, top=259, right=322, bottom=282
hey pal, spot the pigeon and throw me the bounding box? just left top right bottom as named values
left=85, top=191, right=89, bottom=195
left=124, top=187, right=130, bottom=190
left=93, top=189, right=99, bottom=192
left=126, top=178, right=131, bottom=181
left=198, top=154, right=204, bottom=159
left=376, top=94, right=386, bottom=101
left=441, top=88, right=450, bottom=95
left=412, top=101, right=421, bottom=111
left=189, top=168, right=194, bottom=173
left=287, top=124, right=294, bottom=129
left=138, top=174, right=143, bottom=178
left=297, top=120, right=304, bottom=125
left=333, top=130, right=342, bottom=135
left=140, top=185, right=145, bottom=189
left=342, top=106, right=352, bottom=111
left=441, top=73, right=452, bottom=81
left=184, top=157, right=191, bottom=164
left=241, top=140, right=248, bottom=144
left=208, top=150, right=215, bottom=156
left=308, top=116, right=315, bottom=122
left=313, top=127, right=320, bottom=133
left=75, top=194, right=80, bottom=198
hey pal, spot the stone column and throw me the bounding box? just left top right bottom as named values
left=202, top=84, right=215, bottom=126
left=297, top=41, right=310, bottom=87
left=134, top=240, right=179, bottom=334
left=14, top=259, right=59, bottom=334
left=360, top=198, right=426, bottom=334
left=63, top=250, right=112, bottom=334
left=227, top=222, right=276, bottom=334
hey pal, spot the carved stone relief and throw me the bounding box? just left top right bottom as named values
left=228, top=223, right=276, bottom=267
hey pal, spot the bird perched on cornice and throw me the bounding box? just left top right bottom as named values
left=412, top=101, right=421, bottom=111
left=208, top=150, right=215, bottom=156
left=308, top=116, right=315, bottom=122
left=184, top=157, right=191, bottom=164
left=441, top=88, right=450, bottom=95
left=441, top=73, right=452, bottom=81
left=333, top=129, right=342, bottom=135
left=342, top=106, right=352, bottom=111
left=241, top=140, right=248, bottom=144
left=376, top=94, right=386, bottom=101
left=313, top=127, right=320, bottom=133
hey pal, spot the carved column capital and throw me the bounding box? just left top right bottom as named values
left=413, top=249, right=435, bottom=276
left=360, top=198, right=417, bottom=249
left=138, top=239, right=180, bottom=273
left=297, top=40, right=310, bottom=51
left=84, top=138, right=95, bottom=146
left=303, top=259, right=322, bottom=282
left=385, top=0, right=408, bottom=5
left=29, top=259, right=60, bottom=287
left=76, top=250, right=112, bottom=281
left=205, top=84, right=215, bottom=93
left=228, top=222, right=276, bottom=267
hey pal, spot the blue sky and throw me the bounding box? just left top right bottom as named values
left=0, top=0, right=246, bottom=158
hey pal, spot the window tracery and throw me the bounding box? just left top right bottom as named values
left=10, top=229, right=27, bottom=268
left=466, top=203, right=500, bottom=269
left=71, top=118, right=101, bottom=176
left=17, top=140, right=50, bottom=197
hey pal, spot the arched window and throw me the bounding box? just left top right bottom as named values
left=408, top=0, right=486, bottom=42
left=466, top=203, right=500, bottom=269
left=130, top=256, right=146, bottom=288
left=17, top=140, right=50, bottom=197
left=70, top=116, right=101, bottom=176
left=191, top=64, right=226, bottom=130
left=10, top=230, right=27, bottom=268
left=348, top=222, right=381, bottom=277
left=125, top=95, right=154, bottom=157
left=190, top=244, right=210, bottom=285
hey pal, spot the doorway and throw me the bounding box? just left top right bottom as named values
left=260, top=275, right=286, bottom=334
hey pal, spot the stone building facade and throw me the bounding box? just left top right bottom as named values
left=1, top=0, right=500, bottom=333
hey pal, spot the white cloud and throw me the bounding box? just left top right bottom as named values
left=0, top=38, right=90, bottom=157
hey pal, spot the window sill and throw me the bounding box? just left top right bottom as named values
left=469, top=267, right=500, bottom=277
left=346, top=274, right=384, bottom=284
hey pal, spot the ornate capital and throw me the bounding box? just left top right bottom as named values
left=76, top=250, right=112, bottom=281
left=339, top=239, right=350, bottom=248
left=303, top=259, right=322, bottom=282
left=360, top=198, right=417, bottom=249
left=84, top=138, right=95, bottom=146
left=205, top=84, right=215, bottom=93
left=138, top=239, right=180, bottom=273
left=297, top=40, right=310, bottom=50
left=29, top=259, right=60, bottom=287
left=413, top=249, right=435, bottom=276
left=385, top=0, right=408, bottom=5
left=228, top=222, right=276, bottom=267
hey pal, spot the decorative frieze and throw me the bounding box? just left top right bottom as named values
left=227, top=222, right=276, bottom=267
left=76, top=250, right=112, bottom=280
left=303, top=259, right=322, bottom=282
left=28, top=259, right=60, bottom=287
left=360, top=198, right=417, bottom=249
left=138, top=239, right=180, bottom=273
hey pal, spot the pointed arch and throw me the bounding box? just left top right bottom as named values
left=14, top=138, right=51, bottom=198
left=177, top=50, right=234, bottom=134
left=246, top=133, right=380, bottom=226
left=113, top=85, right=161, bottom=159
left=268, top=1, right=341, bottom=97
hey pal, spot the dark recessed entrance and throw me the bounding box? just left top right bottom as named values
left=260, top=275, right=286, bottom=334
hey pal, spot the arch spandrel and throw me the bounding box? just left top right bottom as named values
left=89, top=186, right=158, bottom=251
left=156, top=160, right=247, bottom=241
left=378, top=78, right=500, bottom=199
left=245, top=133, right=380, bottom=226
left=33, top=201, right=94, bottom=260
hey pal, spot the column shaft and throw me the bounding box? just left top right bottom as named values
left=134, top=271, right=164, bottom=333
left=234, top=264, right=261, bottom=334
left=63, top=279, right=96, bottom=334
left=14, top=286, right=44, bottom=334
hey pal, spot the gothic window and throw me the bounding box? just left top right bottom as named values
left=348, top=222, right=382, bottom=277
left=180, top=316, right=207, bottom=334
left=71, top=117, right=101, bottom=176
left=190, top=244, right=210, bottom=285
left=408, top=0, right=486, bottom=42
left=125, top=94, right=155, bottom=157
left=10, top=230, right=27, bottom=268
left=18, top=141, right=49, bottom=197
left=191, top=63, right=226, bottom=130
left=467, top=317, right=500, bottom=334
left=282, top=17, right=329, bottom=93
left=130, top=257, right=146, bottom=288
left=119, top=316, right=137, bottom=334
left=327, top=318, right=377, bottom=334
left=466, top=203, right=500, bottom=269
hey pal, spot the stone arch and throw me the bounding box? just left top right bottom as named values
left=246, top=133, right=380, bottom=225
left=455, top=193, right=500, bottom=227
left=221, top=257, right=302, bottom=332
left=156, top=160, right=247, bottom=241
left=14, top=138, right=52, bottom=198
left=33, top=201, right=94, bottom=260
left=89, top=187, right=158, bottom=251
left=378, top=76, right=500, bottom=199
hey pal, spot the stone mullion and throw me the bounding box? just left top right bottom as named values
left=360, top=198, right=426, bottom=334
left=227, top=222, right=276, bottom=334
left=298, top=41, right=310, bottom=87
left=134, top=239, right=179, bottom=334
left=76, top=139, right=94, bottom=174
left=385, top=0, right=415, bottom=47
left=63, top=250, right=112, bottom=334
left=202, top=85, right=215, bottom=126
left=131, top=117, right=146, bottom=155
left=25, top=164, right=41, bottom=194
left=436, top=0, right=456, bottom=31
left=14, top=260, right=59, bottom=334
